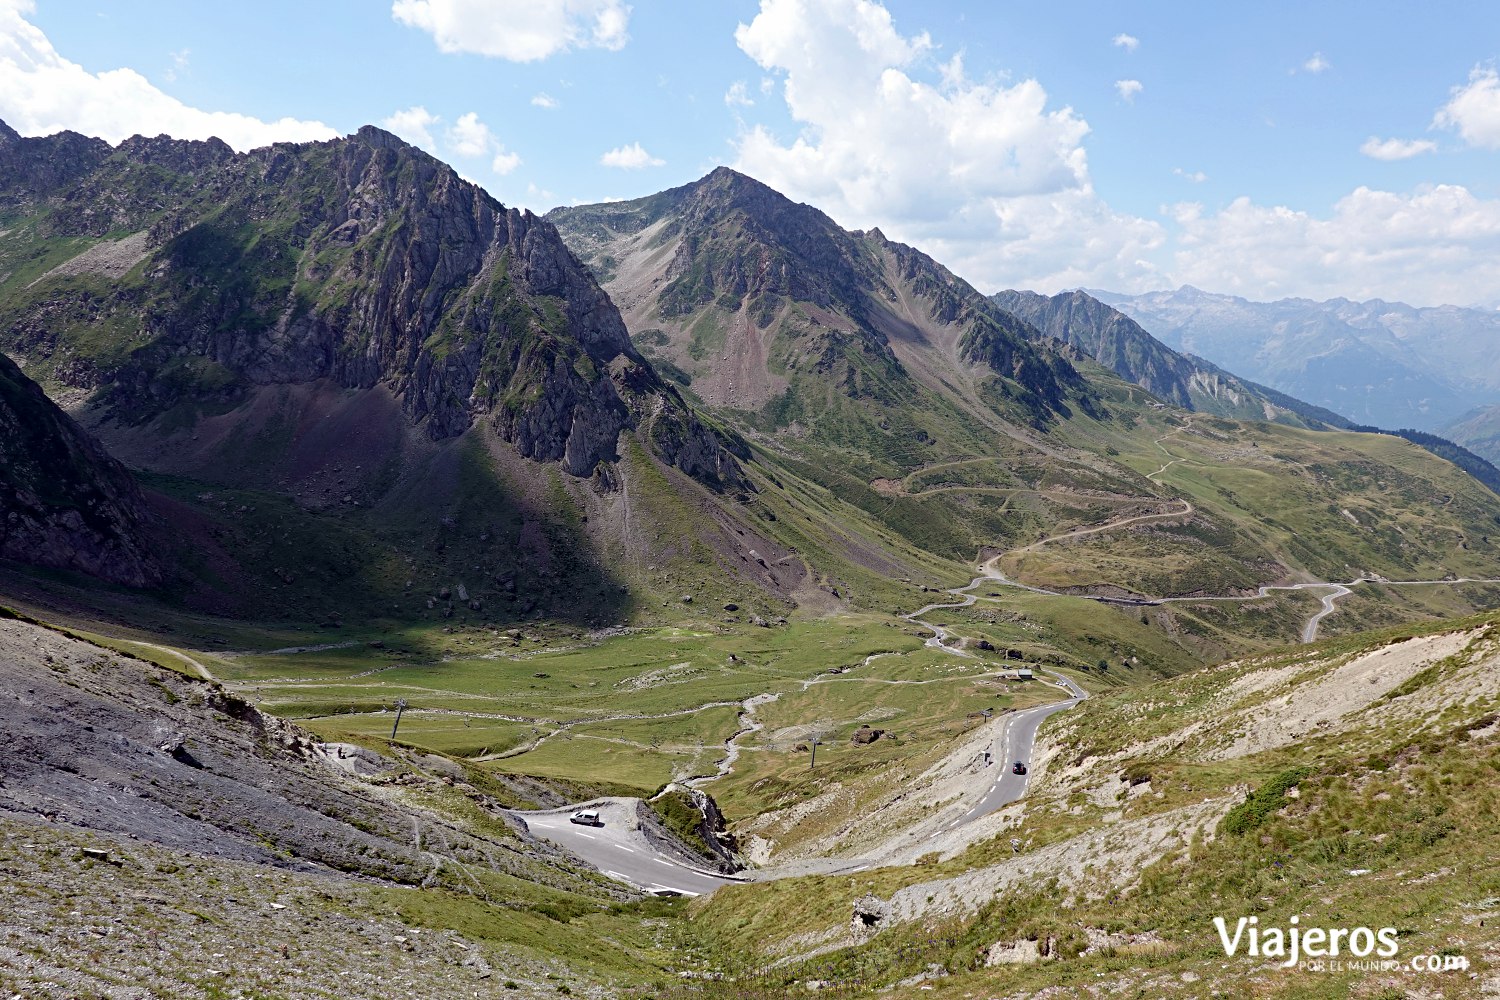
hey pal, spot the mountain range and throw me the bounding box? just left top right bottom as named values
left=5, top=120, right=1500, bottom=996
left=1093, top=285, right=1500, bottom=436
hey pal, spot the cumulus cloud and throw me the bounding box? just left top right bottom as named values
left=1112, top=33, right=1138, bottom=52
left=600, top=141, right=664, bottom=168
left=1434, top=66, right=1500, bottom=149
left=446, top=111, right=494, bottom=157
left=1302, top=52, right=1330, bottom=74
left=730, top=0, right=1165, bottom=293
left=531, top=92, right=559, bottom=109
left=383, top=105, right=441, bottom=151
left=0, top=0, right=334, bottom=150
left=1115, top=79, right=1142, bottom=102
left=1359, top=136, right=1437, bottom=161
left=1171, top=184, right=1500, bottom=305
left=382, top=106, right=520, bottom=174
left=1173, top=167, right=1207, bottom=183
left=391, top=0, right=630, bottom=61
left=725, top=80, right=754, bottom=108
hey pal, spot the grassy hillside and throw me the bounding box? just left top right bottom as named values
left=686, top=614, right=1500, bottom=997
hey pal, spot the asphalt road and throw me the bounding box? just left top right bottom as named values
left=513, top=799, right=739, bottom=897
left=515, top=672, right=1087, bottom=895
left=947, top=672, right=1086, bottom=829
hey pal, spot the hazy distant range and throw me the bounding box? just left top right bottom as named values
left=1092, top=286, right=1500, bottom=462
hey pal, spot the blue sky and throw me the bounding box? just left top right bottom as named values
left=4, top=0, right=1500, bottom=305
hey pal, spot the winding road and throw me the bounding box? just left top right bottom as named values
left=502, top=417, right=1500, bottom=893
left=521, top=562, right=1093, bottom=894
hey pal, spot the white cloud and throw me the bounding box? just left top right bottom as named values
left=0, top=0, right=334, bottom=150
left=731, top=0, right=1165, bottom=294
left=1359, top=136, right=1437, bottom=161
left=446, top=111, right=493, bottom=157
left=725, top=80, right=754, bottom=108
left=1173, top=167, right=1207, bottom=183
left=727, top=0, right=1500, bottom=305
left=600, top=141, right=664, bottom=168
left=1434, top=66, right=1500, bottom=149
left=1112, top=33, right=1138, bottom=52
left=164, top=47, right=189, bottom=83
left=1302, top=52, right=1330, bottom=74
left=531, top=92, right=559, bottom=109
left=1170, top=184, right=1500, bottom=305
left=383, top=106, right=520, bottom=174
left=383, top=105, right=440, bottom=152
left=1115, top=79, right=1142, bottom=102
left=391, top=0, right=630, bottom=61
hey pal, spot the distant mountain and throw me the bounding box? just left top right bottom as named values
left=549, top=170, right=1500, bottom=607
left=1092, top=286, right=1500, bottom=432
left=1033, top=288, right=1500, bottom=494
left=548, top=167, right=1087, bottom=443
left=992, top=289, right=1344, bottom=428
left=1442, top=405, right=1500, bottom=468
left=0, top=351, right=162, bottom=586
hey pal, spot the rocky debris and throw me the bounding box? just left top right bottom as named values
left=0, top=351, right=164, bottom=586
left=850, top=895, right=887, bottom=943
left=1079, top=926, right=1168, bottom=957
left=723, top=602, right=739, bottom=612
left=974, top=639, right=995, bottom=651
left=851, top=726, right=884, bottom=745
left=984, top=937, right=1052, bottom=966
left=0, top=818, right=581, bottom=999
left=679, top=593, right=693, bottom=604
left=0, top=615, right=610, bottom=901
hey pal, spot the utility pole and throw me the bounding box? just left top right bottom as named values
left=390, top=698, right=408, bottom=740
left=810, top=737, right=820, bottom=769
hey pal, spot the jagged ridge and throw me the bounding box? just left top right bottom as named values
left=0, top=121, right=742, bottom=489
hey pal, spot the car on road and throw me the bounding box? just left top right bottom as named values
left=569, top=809, right=603, bottom=826
left=1012, top=761, right=1027, bottom=775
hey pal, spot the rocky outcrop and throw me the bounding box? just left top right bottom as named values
left=0, top=353, right=163, bottom=586
left=0, top=120, right=744, bottom=490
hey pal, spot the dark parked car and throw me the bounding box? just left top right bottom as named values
left=1012, top=761, right=1027, bottom=775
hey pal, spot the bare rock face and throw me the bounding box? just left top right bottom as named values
left=0, top=352, right=163, bottom=586
left=850, top=895, right=887, bottom=943
left=0, top=120, right=745, bottom=492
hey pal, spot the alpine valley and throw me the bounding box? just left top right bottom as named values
left=2, top=122, right=1498, bottom=998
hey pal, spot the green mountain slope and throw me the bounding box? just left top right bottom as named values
left=552, top=171, right=1500, bottom=628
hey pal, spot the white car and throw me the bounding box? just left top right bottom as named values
left=569, top=809, right=602, bottom=827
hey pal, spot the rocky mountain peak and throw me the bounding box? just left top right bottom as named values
left=0, top=121, right=744, bottom=491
